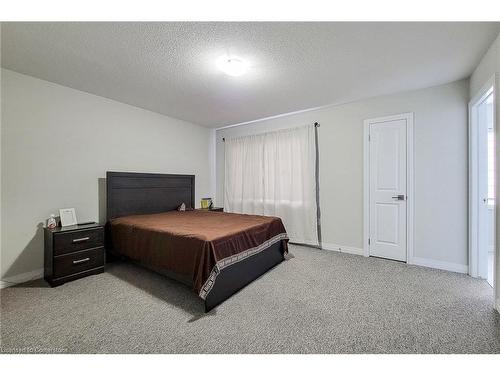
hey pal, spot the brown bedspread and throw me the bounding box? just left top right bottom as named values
left=109, top=210, right=288, bottom=299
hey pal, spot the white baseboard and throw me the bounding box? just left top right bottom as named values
left=289, top=239, right=320, bottom=247
left=322, top=243, right=469, bottom=274
left=0, top=268, right=44, bottom=288
left=410, top=256, right=468, bottom=274
left=322, top=242, right=364, bottom=256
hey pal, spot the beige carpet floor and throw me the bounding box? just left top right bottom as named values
left=1, top=245, right=499, bottom=353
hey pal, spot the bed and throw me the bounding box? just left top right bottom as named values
left=105, top=171, right=289, bottom=311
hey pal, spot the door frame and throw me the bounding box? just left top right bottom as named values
left=468, top=74, right=496, bottom=279
left=363, top=112, right=415, bottom=262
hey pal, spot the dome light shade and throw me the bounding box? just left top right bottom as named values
left=217, top=56, right=248, bottom=77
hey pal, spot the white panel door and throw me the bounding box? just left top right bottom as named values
left=477, top=92, right=492, bottom=280
left=369, top=119, right=407, bottom=261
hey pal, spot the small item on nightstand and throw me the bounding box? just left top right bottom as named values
left=201, top=197, right=213, bottom=209
left=47, top=214, right=57, bottom=229
left=59, top=208, right=77, bottom=227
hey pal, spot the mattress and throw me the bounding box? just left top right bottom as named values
left=109, top=210, right=289, bottom=299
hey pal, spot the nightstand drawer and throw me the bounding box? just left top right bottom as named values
left=53, top=247, right=104, bottom=278
left=53, top=228, right=104, bottom=255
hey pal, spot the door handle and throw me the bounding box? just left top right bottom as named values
left=392, top=194, right=405, bottom=201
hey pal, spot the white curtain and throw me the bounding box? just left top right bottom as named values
left=224, top=125, right=318, bottom=246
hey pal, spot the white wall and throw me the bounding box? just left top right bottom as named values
left=0, top=28, right=3, bottom=286
left=1, top=69, right=212, bottom=283
left=216, top=80, right=469, bottom=270
left=470, top=33, right=500, bottom=311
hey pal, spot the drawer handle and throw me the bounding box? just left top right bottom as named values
left=73, top=257, right=90, bottom=264
left=72, top=237, right=90, bottom=243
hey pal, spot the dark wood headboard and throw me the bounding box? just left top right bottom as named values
left=106, top=172, right=195, bottom=221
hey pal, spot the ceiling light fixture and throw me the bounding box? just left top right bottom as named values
left=217, top=56, right=248, bottom=77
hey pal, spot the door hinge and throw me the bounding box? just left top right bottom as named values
left=368, top=238, right=371, bottom=245
left=368, top=134, right=371, bottom=141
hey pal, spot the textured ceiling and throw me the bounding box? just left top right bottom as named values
left=2, top=22, right=499, bottom=128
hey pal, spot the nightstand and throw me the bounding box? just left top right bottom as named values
left=44, top=223, right=105, bottom=286
left=197, top=207, right=224, bottom=212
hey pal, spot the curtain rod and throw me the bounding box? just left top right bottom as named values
left=222, top=122, right=320, bottom=142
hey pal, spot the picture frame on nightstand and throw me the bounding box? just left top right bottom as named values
left=59, top=208, right=77, bottom=227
